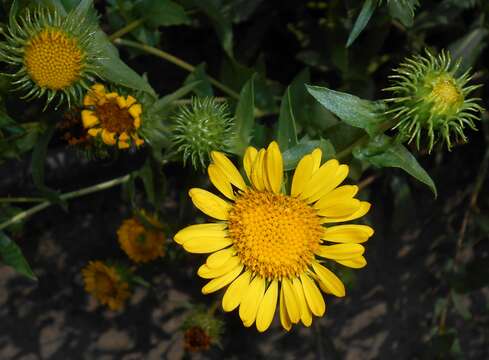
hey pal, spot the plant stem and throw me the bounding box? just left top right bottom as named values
left=113, top=38, right=241, bottom=100
left=0, top=174, right=131, bottom=231
left=0, top=197, right=45, bottom=203
left=109, top=18, right=145, bottom=41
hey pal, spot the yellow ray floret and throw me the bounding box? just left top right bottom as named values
left=174, top=141, right=374, bottom=332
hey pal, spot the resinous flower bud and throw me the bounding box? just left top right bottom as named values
left=171, top=97, right=234, bottom=170
left=385, top=50, right=483, bottom=152
left=0, top=4, right=100, bottom=108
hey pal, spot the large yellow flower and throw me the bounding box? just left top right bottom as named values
left=82, top=261, right=131, bottom=310
left=82, top=84, right=144, bottom=149
left=174, top=141, right=374, bottom=332
left=117, top=215, right=166, bottom=263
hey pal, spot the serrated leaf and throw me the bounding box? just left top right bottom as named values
left=282, top=139, right=335, bottom=171
left=231, top=75, right=255, bottom=156
left=347, top=0, right=378, bottom=47
left=277, top=87, right=298, bottom=151
left=94, top=30, right=156, bottom=96
left=353, top=134, right=437, bottom=196
left=306, top=85, right=385, bottom=136
left=0, top=231, right=37, bottom=280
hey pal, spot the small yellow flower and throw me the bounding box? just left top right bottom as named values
left=82, top=84, right=144, bottom=149
left=117, top=215, right=165, bottom=263
left=174, top=141, right=374, bottom=332
left=82, top=261, right=130, bottom=310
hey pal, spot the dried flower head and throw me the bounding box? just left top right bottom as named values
left=182, top=308, right=224, bottom=353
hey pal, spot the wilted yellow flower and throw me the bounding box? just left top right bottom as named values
left=82, top=261, right=130, bottom=310
left=117, top=215, right=165, bottom=263
left=82, top=84, right=144, bottom=149
left=174, top=141, right=374, bottom=332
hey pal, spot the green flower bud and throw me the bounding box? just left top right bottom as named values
left=181, top=306, right=224, bottom=353
left=171, top=97, right=234, bottom=170
left=384, top=50, right=483, bottom=152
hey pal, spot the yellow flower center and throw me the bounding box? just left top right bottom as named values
left=95, top=101, right=135, bottom=134
left=24, top=29, right=83, bottom=90
left=430, top=77, right=462, bottom=112
left=228, top=190, right=323, bottom=279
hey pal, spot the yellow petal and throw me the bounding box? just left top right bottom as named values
left=118, top=141, right=130, bottom=149
left=222, top=270, right=252, bottom=312
left=183, top=236, right=233, bottom=254
left=282, top=278, right=300, bottom=324
left=279, top=285, right=292, bottom=331
left=239, top=276, right=266, bottom=327
left=92, top=83, right=106, bottom=96
left=320, top=202, right=371, bottom=224
left=250, top=149, right=266, bottom=191
left=291, top=154, right=313, bottom=197
left=87, top=128, right=102, bottom=137
left=81, top=110, right=99, bottom=128
left=174, top=223, right=226, bottom=245
left=316, top=243, right=365, bottom=260
left=83, top=93, right=97, bottom=106
left=300, top=159, right=339, bottom=199
left=292, top=277, right=312, bottom=327
left=202, top=264, right=243, bottom=294
left=211, top=151, right=246, bottom=190
left=189, top=188, right=232, bottom=220
left=316, top=198, right=361, bottom=218
left=300, top=273, right=325, bottom=316
left=129, top=104, right=142, bottom=118
left=133, top=117, right=141, bottom=129
left=336, top=256, right=367, bottom=269
left=314, top=185, right=359, bottom=209
left=105, top=92, right=118, bottom=99
left=305, top=164, right=349, bottom=203
left=243, top=146, right=258, bottom=183
left=116, top=96, right=127, bottom=108
left=322, top=225, right=374, bottom=243
left=206, top=247, right=236, bottom=268
left=311, top=148, right=322, bottom=173
left=126, top=95, right=137, bottom=108
left=101, top=130, right=116, bottom=145
left=264, top=142, right=283, bottom=193
left=311, top=261, right=345, bottom=297
left=256, top=279, right=278, bottom=332
left=119, top=132, right=129, bottom=141
left=208, top=164, right=235, bottom=200
left=198, top=256, right=241, bottom=279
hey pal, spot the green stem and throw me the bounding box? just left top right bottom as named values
left=0, top=197, right=45, bottom=203
left=113, top=38, right=241, bottom=100
left=0, top=174, right=131, bottom=231
left=109, top=18, right=145, bottom=41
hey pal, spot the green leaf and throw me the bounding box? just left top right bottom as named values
left=282, top=139, right=335, bottom=171
left=136, top=159, right=156, bottom=205
left=93, top=30, right=156, bottom=96
left=306, top=85, right=385, bottom=136
left=289, top=68, right=312, bottom=126
left=449, top=27, right=488, bottom=74
left=277, top=87, right=298, bottom=151
left=0, top=231, right=37, bottom=280
left=387, top=0, right=417, bottom=27
left=139, top=0, right=191, bottom=27
left=231, top=75, right=255, bottom=156
left=347, top=0, right=378, bottom=47
left=148, top=81, right=201, bottom=115
left=353, top=134, right=437, bottom=196
left=191, top=0, right=234, bottom=57
left=184, top=64, right=214, bottom=97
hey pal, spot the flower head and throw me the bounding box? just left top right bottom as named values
left=385, top=50, right=483, bottom=152
left=182, top=307, right=224, bottom=353
left=82, top=84, right=145, bottom=149
left=117, top=213, right=165, bottom=264
left=0, top=5, right=100, bottom=107
left=172, top=97, right=234, bottom=170
left=174, top=142, right=373, bottom=332
left=82, top=260, right=131, bottom=310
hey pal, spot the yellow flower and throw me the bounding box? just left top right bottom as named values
left=82, top=261, right=131, bottom=310
left=82, top=84, right=144, bottom=149
left=117, top=215, right=165, bottom=263
left=174, top=141, right=374, bottom=332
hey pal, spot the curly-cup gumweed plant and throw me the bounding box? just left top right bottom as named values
left=0, top=0, right=486, bottom=356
